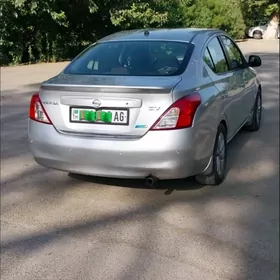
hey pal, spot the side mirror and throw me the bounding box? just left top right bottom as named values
left=248, top=55, right=262, bottom=67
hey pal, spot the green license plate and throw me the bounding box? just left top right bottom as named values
left=70, top=108, right=128, bottom=125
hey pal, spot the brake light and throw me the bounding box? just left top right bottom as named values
left=29, top=92, right=52, bottom=124
left=150, top=92, right=201, bottom=130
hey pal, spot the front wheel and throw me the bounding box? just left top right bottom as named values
left=244, top=90, right=262, bottom=131
left=195, top=123, right=227, bottom=186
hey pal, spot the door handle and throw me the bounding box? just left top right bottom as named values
left=240, top=84, right=245, bottom=88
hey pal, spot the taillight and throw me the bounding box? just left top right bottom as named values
left=29, top=92, right=52, bottom=124
left=150, top=92, right=201, bottom=130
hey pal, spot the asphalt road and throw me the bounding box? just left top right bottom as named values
left=1, top=39, right=279, bottom=280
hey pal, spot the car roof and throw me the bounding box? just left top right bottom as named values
left=98, top=28, right=221, bottom=43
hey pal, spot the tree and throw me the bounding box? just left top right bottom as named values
left=110, top=0, right=186, bottom=29
left=1, top=0, right=68, bottom=64
left=183, top=0, right=246, bottom=38
left=239, top=0, right=279, bottom=26
left=0, top=0, right=277, bottom=65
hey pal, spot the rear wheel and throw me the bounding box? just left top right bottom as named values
left=196, top=123, right=227, bottom=186
left=253, top=31, right=263, bottom=39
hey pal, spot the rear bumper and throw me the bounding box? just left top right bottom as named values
left=28, top=120, right=210, bottom=179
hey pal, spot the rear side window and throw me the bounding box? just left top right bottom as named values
left=64, top=41, right=194, bottom=76
left=206, top=37, right=229, bottom=74
left=220, top=36, right=245, bottom=70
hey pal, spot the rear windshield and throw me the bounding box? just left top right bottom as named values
left=64, top=40, right=194, bottom=76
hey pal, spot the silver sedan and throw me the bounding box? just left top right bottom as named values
left=28, top=28, right=262, bottom=186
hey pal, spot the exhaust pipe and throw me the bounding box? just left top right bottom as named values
left=145, top=175, right=158, bottom=188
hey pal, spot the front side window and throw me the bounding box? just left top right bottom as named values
left=64, top=41, right=193, bottom=76
left=203, top=48, right=215, bottom=71
left=220, top=36, right=245, bottom=70
left=206, top=37, right=229, bottom=74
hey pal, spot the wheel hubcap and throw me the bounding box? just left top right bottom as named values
left=215, top=133, right=225, bottom=177
left=256, top=95, right=262, bottom=125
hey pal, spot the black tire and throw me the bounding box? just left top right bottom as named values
left=244, top=90, right=262, bottom=131
left=195, top=123, right=227, bottom=186
left=253, top=31, right=263, bottom=39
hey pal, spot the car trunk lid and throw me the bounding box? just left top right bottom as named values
left=39, top=74, right=181, bottom=137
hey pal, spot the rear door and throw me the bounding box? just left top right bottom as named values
left=203, top=36, right=243, bottom=137
left=219, top=35, right=256, bottom=121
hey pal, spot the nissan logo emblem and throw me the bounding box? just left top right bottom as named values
left=92, top=99, right=101, bottom=108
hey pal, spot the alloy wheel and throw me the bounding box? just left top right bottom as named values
left=215, top=132, right=226, bottom=177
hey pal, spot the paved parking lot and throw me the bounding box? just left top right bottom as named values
left=1, top=39, right=279, bottom=280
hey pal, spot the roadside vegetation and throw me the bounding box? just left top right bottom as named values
left=0, top=0, right=278, bottom=65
